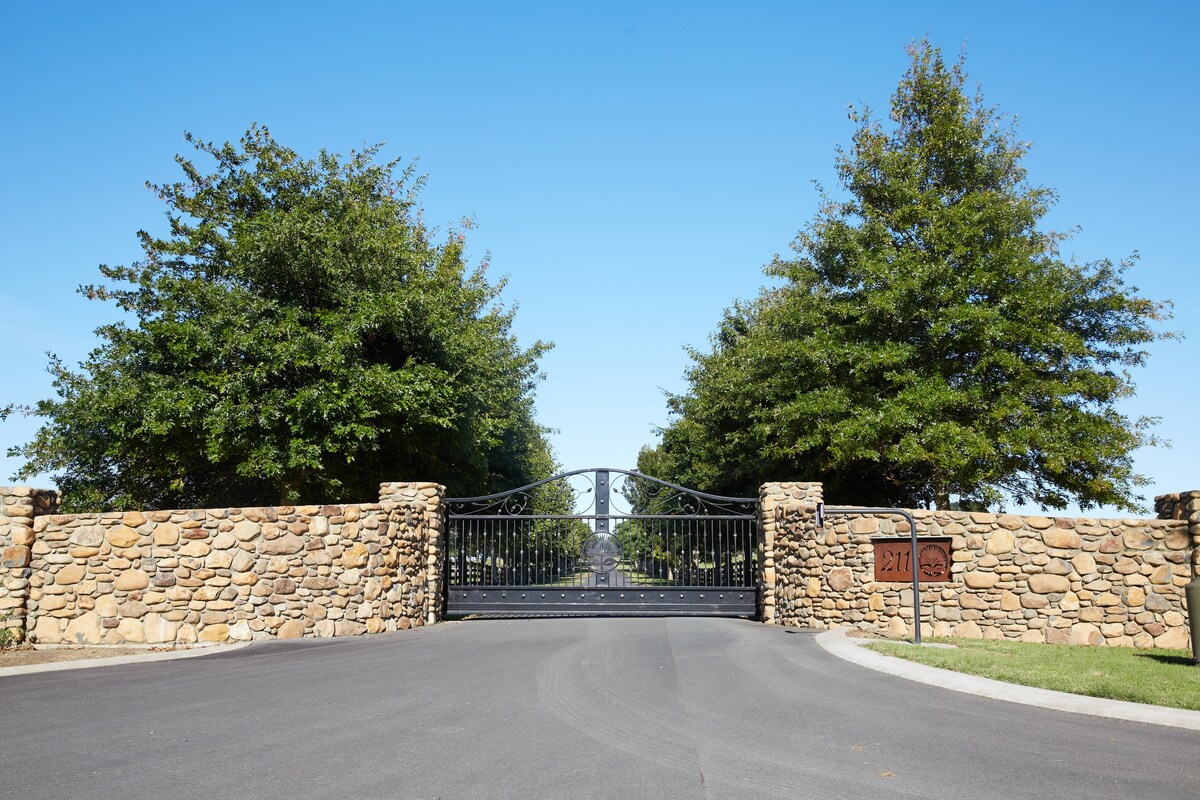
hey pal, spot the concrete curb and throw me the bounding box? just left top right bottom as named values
left=815, top=627, right=1200, bottom=731
left=0, top=641, right=252, bottom=678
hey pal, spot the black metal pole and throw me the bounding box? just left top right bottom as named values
left=821, top=505, right=922, bottom=644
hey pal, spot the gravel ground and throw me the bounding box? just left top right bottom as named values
left=0, top=644, right=183, bottom=667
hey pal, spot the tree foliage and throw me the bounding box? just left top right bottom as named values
left=13, top=126, right=555, bottom=511
left=649, top=41, right=1172, bottom=511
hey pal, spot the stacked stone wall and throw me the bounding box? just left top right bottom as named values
left=0, top=487, right=59, bottom=640
left=1155, top=490, right=1200, bottom=576
left=4, top=482, right=444, bottom=645
left=763, top=482, right=1197, bottom=650
left=758, top=482, right=822, bottom=625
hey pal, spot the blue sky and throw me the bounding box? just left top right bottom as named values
left=1, top=2, right=1196, bottom=514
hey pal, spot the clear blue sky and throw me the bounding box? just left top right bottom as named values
left=2, top=2, right=1196, bottom=514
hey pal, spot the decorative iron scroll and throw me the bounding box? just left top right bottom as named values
left=448, top=470, right=597, bottom=518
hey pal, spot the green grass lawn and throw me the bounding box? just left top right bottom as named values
left=865, top=637, right=1200, bottom=711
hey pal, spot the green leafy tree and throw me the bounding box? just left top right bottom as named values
left=652, top=41, right=1173, bottom=511
left=13, top=126, right=554, bottom=511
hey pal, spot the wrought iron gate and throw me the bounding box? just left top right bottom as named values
left=445, top=468, right=758, bottom=616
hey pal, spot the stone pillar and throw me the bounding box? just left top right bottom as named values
left=758, top=482, right=823, bottom=625
left=0, top=486, right=59, bottom=640
left=1156, top=490, right=1200, bottom=579
left=380, top=482, right=446, bottom=625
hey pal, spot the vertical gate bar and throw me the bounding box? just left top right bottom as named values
left=726, top=519, right=732, bottom=587
left=595, top=470, right=610, bottom=537
left=667, top=518, right=673, bottom=586
left=725, top=520, right=732, bottom=586
left=733, top=519, right=738, bottom=587
left=743, top=518, right=750, bottom=587
left=705, top=520, right=715, bottom=587
left=675, top=518, right=681, bottom=586
left=739, top=515, right=748, bottom=585
left=719, top=519, right=726, bottom=586
left=678, top=518, right=683, bottom=586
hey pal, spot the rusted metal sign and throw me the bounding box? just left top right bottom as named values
left=873, top=537, right=952, bottom=582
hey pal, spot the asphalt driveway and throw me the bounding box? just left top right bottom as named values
left=2, top=617, right=1196, bottom=799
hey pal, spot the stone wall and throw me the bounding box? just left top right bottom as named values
left=6, top=476, right=1195, bottom=650
left=0, top=487, right=59, bottom=639
left=758, top=482, right=822, bottom=625
left=764, top=483, right=1197, bottom=649
left=1155, top=490, right=1200, bottom=575
left=2, top=482, right=444, bottom=645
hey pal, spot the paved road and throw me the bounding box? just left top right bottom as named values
left=3, top=617, right=1196, bottom=799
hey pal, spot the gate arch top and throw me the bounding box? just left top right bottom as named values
left=446, top=467, right=758, bottom=519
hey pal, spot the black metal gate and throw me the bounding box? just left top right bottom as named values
left=446, top=468, right=758, bottom=616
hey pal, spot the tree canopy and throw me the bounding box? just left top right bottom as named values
left=647, top=41, right=1172, bottom=511
left=13, top=126, right=555, bottom=511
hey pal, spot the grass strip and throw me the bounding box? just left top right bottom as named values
left=865, top=637, right=1200, bottom=711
